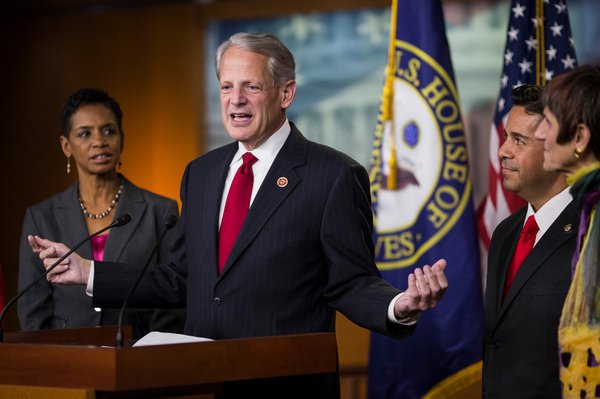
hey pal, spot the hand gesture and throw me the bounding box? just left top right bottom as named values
left=28, top=235, right=91, bottom=285
left=394, top=258, right=448, bottom=319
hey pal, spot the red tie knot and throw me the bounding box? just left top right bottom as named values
left=241, top=152, right=258, bottom=174
left=522, top=215, right=539, bottom=240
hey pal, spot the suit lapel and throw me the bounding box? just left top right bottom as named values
left=204, top=144, right=238, bottom=279
left=219, top=127, right=306, bottom=277
left=492, top=211, right=524, bottom=319
left=499, top=204, right=577, bottom=318
left=104, top=177, right=146, bottom=261
left=54, top=183, right=93, bottom=259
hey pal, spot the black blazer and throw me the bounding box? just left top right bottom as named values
left=483, top=204, right=578, bottom=399
left=94, top=125, right=412, bottom=398
left=18, top=176, right=185, bottom=338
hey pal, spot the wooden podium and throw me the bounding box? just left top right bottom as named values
left=0, top=326, right=337, bottom=399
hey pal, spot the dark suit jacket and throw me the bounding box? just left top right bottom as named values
left=18, top=176, right=185, bottom=338
left=94, top=125, right=411, bottom=398
left=483, top=204, right=578, bottom=399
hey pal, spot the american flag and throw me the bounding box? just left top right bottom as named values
left=478, top=0, right=578, bottom=247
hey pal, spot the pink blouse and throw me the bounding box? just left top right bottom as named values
left=90, top=234, right=108, bottom=261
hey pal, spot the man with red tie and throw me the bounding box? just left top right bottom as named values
left=31, top=33, right=448, bottom=399
left=483, top=84, right=578, bottom=399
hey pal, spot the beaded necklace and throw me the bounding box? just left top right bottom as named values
left=78, top=180, right=123, bottom=219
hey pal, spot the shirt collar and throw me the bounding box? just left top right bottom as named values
left=526, top=186, right=573, bottom=234
left=230, top=119, right=291, bottom=166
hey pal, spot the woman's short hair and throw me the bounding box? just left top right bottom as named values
left=61, top=88, right=123, bottom=137
left=542, top=64, right=600, bottom=159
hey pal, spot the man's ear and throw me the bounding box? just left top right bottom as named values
left=280, top=80, right=297, bottom=110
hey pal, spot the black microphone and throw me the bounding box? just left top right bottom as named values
left=115, top=214, right=177, bottom=348
left=0, top=213, right=133, bottom=342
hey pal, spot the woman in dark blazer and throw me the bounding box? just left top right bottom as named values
left=18, top=88, right=185, bottom=338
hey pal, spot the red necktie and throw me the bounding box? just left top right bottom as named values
left=218, top=152, right=258, bottom=272
left=504, top=215, right=539, bottom=297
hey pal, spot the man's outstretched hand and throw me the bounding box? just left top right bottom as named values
left=394, top=258, right=448, bottom=320
left=28, top=235, right=91, bottom=285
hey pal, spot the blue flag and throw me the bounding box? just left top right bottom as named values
left=368, top=0, right=483, bottom=397
left=478, top=0, right=578, bottom=247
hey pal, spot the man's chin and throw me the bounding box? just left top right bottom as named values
left=501, top=178, right=519, bottom=193
left=501, top=172, right=514, bottom=182
left=225, top=127, right=251, bottom=141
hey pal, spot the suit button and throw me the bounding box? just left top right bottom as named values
left=492, top=341, right=500, bottom=349
left=213, top=297, right=221, bottom=305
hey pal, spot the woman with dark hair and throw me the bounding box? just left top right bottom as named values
left=535, top=64, right=600, bottom=398
left=18, top=88, right=185, bottom=338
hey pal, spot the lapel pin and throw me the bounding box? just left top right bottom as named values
left=277, top=177, right=288, bottom=188
left=564, top=224, right=573, bottom=233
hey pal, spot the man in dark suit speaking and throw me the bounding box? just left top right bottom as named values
left=31, top=33, right=447, bottom=398
left=482, top=84, right=578, bottom=398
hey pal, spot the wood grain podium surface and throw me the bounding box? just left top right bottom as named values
left=0, top=328, right=337, bottom=398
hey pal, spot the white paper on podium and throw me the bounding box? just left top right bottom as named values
left=133, top=331, right=213, bottom=347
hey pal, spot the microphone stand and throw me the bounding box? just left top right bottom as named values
left=115, top=215, right=177, bottom=348
left=0, top=214, right=132, bottom=342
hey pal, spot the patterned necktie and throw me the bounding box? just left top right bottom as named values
left=504, top=215, right=539, bottom=297
left=218, top=152, right=258, bottom=272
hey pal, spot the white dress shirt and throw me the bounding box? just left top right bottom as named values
left=524, top=186, right=573, bottom=246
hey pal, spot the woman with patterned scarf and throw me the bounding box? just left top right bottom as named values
left=535, top=64, right=600, bottom=398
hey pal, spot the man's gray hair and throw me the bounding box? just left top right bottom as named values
left=215, top=32, right=296, bottom=87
